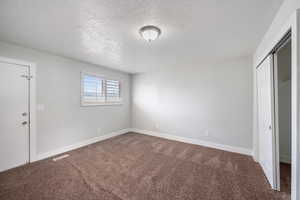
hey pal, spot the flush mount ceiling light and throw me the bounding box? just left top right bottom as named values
left=139, top=25, right=161, bottom=42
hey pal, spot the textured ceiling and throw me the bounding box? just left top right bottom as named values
left=0, top=0, right=283, bottom=73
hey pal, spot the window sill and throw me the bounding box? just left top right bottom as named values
left=81, top=102, right=123, bottom=107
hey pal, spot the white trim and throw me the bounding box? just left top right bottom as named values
left=271, top=54, right=280, bottom=190
left=81, top=102, right=123, bottom=106
left=273, top=51, right=281, bottom=191
left=35, top=128, right=253, bottom=162
left=34, top=128, right=130, bottom=161
left=29, top=63, right=37, bottom=162
left=291, top=10, right=300, bottom=200
left=0, top=56, right=37, bottom=163
left=131, top=128, right=253, bottom=156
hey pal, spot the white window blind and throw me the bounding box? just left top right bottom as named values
left=81, top=72, right=122, bottom=105
left=82, top=75, right=105, bottom=103
left=106, top=79, right=120, bottom=102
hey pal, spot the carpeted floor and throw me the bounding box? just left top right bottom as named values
left=280, top=163, right=291, bottom=199
left=0, top=133, right=290, bottom=200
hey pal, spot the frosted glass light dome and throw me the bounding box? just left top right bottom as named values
left=139, top=25, right=161, bottom=42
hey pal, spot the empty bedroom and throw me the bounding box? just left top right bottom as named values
left=1, top=0, right=300, bottom=200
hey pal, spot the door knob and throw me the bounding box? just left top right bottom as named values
left=269, top=125, right=272, bottom=130
left=22, top=112, right=27, bottom=116
left=22, top=121, right=27, bottom=125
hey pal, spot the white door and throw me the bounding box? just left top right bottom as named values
left=257, top=55, right=277, bottom=189
left=0, top=61, right=29, bottom=172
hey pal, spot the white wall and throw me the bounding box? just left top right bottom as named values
left=132, top=56, right=253, bottom=150
left=0, top=41, right=131, bottom=156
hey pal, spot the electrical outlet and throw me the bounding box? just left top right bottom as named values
left=97, top=128, right=102, bottom=135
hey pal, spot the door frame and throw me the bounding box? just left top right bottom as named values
left=0, top=56, right=36, bottom=163
left=253, top=10, right=300, bottom=200
left=273, top=51, right=281, bottom=192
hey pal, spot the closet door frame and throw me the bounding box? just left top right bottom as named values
left=253, top=10, right=300, bottom=200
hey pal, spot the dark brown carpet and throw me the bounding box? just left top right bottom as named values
left=0, top=133, right=290, bottom=200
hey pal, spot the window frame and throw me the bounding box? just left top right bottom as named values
left=81, top=71, right=123, bottom=106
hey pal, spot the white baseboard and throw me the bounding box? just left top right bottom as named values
left=130, top=128, right=253, bottom=156
left=280, top=154, right=291, bottom=164
left=34, top=128, right=131, bottom=161
left=34, top=128, right=253, bottom=162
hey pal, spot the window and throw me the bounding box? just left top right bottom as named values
left=81, top=72, right=121, bottom=105
left=105, top=79, right=121, bottom=102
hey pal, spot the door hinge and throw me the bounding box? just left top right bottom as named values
left=21, top=75, right=33, bottom=80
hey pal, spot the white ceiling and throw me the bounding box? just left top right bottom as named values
left=0, top=0, right=283, bottom=73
